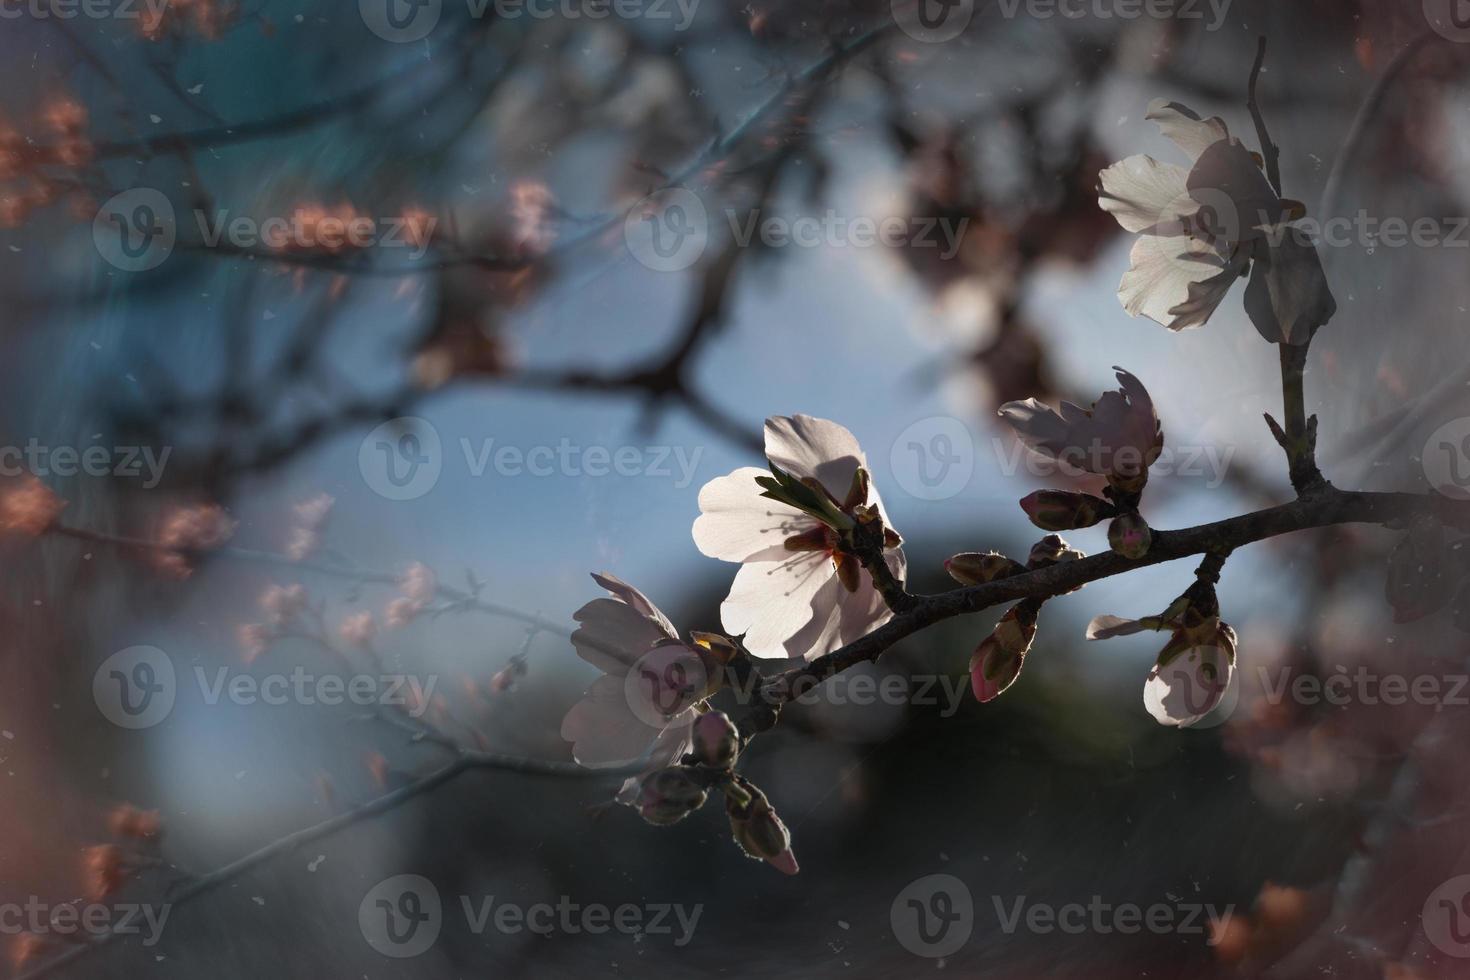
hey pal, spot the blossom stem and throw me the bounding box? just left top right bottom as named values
left=1270, top=341, right=1327, bottom=495
left=767, top=486, right=1470, bottom=698
left=1247, top=36, right=1283, bottom=198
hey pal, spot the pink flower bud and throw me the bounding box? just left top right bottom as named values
left=1019, top=490, right=1110, bottom=531
left=945, top=551, right=1025, bottom=586
left=636, top=768, right=708, bottom=826
left=1108, top=512, right=1152, bottom=559
left=727, top=785, right=797, bottom=875
left=691, top=711, right=740, bottom=768
left=1027, top=534, right=1084, bottom=568
left=970, top=603, right=1038, bottom=702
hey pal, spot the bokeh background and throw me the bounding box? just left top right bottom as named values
left=3, top=0, right=1470, bottom=976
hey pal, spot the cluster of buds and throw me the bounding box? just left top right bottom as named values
left=139, top=0, right=237, bottom=41
left=0, top=474, right=67, bottom=536
left=83, top=805, right=165, bottom=901
left=152, top=502, right=237, bottom=579
left=1087, top=554, right=1237, bottom=727
left=0, top=96, right=98, bottom=229
left=951, top=535, right=1086, bottom=703
left=761, top=463, right=902, bottom=595
left=1001, top=369, right=1162, bottom=560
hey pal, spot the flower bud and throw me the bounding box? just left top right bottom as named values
left=1027, top=534, right=1084, bottom=568
left=691, top=711, right=740, bottom=769
left=727, top=784, right=798, bottom=875
left=636, top=768, right=708, bottom=826
left=1108, top=512, right=1152, bottom=559
left=945, top=551, right=1025, bottom=586
left=1019, top=490, right=1110, bottom=531
left=970, top=602, right=1038, bottom=702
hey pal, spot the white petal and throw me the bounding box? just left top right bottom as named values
left=1086, top=614, right=1149, bottom=640
left=1145, top=99, right=1229, bottom=161
left=1143, top=646, right=1235, bottom=728
left=1118, top=233, right=1244, bottom=331
left=590, top=572, right=677, bottom=638
left=571, top=586, right=676, bottom=674
left=1244, top=227, right=1337, bottom=345
left=764, top=415, right=867, bottom=500
left=692, top=466, right=813, bottom=563
left=720, top=552, right=834, bottom=659
left=1098, top=155, right=1194, bottom=234
left=560, top=673, right=667, bottom=767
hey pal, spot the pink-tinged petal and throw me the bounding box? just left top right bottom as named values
left=1243, top=227, right=1336, bottom=346
left=1086, top=615, right=1152, bottom=640
left=720, top=552, right=834, bottom=660
left=764, top=415, right=867, bottom=501
left=1186, top=139, right=1285, bottom=243
left=590, top=572, right=677, bottom=638
left=1145, top=99, right=1229, bottom=162
left=612, top=719, right=696, bottom=805
left=560, top=674, right=667, bottom=767
left=571, top=584, right=677, bottom=674
left=1143, top=645, right=1234, bottom=727
left=1118, top=232, right=1244, bottom=331
left=765, top=848, right=800, bottom=875
left=1098, top=155, right=1194, bottom=234
left=692, top=467, right=814, bottom=563
left=996, top=398, right=1076, bottom=459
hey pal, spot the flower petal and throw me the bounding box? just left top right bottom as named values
left=1143, top=644, right=1234, bottom=727
left=1118, top=232, right=1244, bottom=331
left=720, top=552, right=835, bottom=659
left=572, top=576, right=679, bottom=674
left=1186, top=139, right=1285, bottom=244
left=561, top=673, right=669, bottom=767
left=1244, top=226, right=1337, bottom=345
left=692, top=467, right=813, bottom=563
left=1086, top=614, right=1152, bottom=640
left=764, top=415, right=868, bottom=501
left=1098, top=154, right=1194, bottom=234
left=1145, top=99, right=1229, bottom=162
